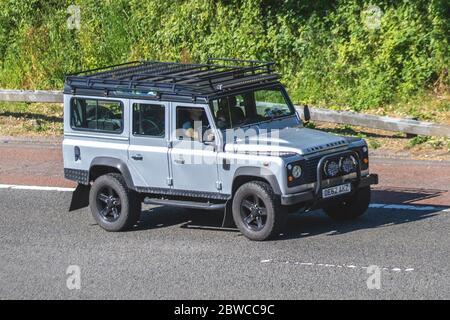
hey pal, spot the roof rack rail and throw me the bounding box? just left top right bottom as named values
left=65, top=58, right=281, bottom=100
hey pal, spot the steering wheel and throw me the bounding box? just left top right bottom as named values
left=141, top=119, right=160, bottom=135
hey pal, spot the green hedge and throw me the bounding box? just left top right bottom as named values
left=0, top=0, right=448, bottom=110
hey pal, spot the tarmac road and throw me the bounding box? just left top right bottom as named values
left=0, top=138, right=449, bottom=299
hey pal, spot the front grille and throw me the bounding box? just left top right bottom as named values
left=303, top=157, right=321, bottom=183
left=288, top=147, right=366, bottom=188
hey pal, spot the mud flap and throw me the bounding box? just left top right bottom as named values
left=69, top=184, right=90, bottom=211
left=221, top=199, right=236, bottom=228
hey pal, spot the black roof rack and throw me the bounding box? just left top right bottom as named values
left=64, top=58, right=281, bottom=101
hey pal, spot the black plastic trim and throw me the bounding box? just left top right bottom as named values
left=144, top=198, right=226, bottom=210
left=135, top=186, right=230, bottom=201
left=90, top=157, right=135, bottom=189
left=281, top=174, right=378, bottom=206
left=233, top=166, right=282, bottom=195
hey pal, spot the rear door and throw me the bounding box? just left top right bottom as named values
left=127, top=99, right=170, bottom=189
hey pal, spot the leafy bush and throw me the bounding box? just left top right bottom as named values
left=0, top=0, right=448, bottom=110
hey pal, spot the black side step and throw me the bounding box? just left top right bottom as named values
left=143, top=197, right=226, bottom=211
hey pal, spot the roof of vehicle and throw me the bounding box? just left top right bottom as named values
left=64, top=58, right=282, bottom=103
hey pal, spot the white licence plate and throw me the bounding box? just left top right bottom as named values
left=322, top=183, right=352, bottom=199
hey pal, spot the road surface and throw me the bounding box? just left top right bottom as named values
left=0, top=138, right=449, bottom=299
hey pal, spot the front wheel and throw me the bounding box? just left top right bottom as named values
left=323, top=186, right=371, bottom=220
left=232, top=181, right=287, bottom=241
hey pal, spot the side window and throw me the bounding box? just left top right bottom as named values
left=210, top=95, right=246, bottom=129
left=70, top=98, right=123, bottom=133
left=175, top=106, right=210, bottom=141
left=132, top=103, right=165, bottom=137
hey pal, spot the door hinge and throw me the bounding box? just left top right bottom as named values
left=167, top=177, right=173, bottom=186
left=216, top=181, right=222, bottom=191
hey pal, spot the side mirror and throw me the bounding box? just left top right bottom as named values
left=303, top=104, right=311, bottom=122
left=203, top=132, right=216, bottom=144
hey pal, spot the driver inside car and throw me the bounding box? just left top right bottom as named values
left=182, top=108, right=206, bottom=141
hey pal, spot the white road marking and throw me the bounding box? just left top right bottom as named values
left=1, top=184, right=448, bottom=213
left=369, top=203, right=386, bottom=208
left=370, top=203, right=449, bottom=212
left=261, top=259, right=415, bottom=273
left=0, top=184, right=75, bottom=192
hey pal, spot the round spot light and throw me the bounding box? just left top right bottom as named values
left=324, top=160, right=340, bottom=177
left=340, top=156, right=357, bottom=174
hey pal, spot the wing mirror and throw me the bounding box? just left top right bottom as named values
left=303, top=104, right=311, bottom=122
left=203, top=132, right=216, bottom=144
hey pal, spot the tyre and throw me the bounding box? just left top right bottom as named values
left=89, top=173, right=141, bottom=232
left=323, top=186, right=371, bottom=220
left=232, top=181, right=287, bottom=241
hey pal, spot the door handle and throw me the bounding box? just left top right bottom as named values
left=131, top=154, right=143, bottom=161
left=174, top=159, right=185, bottom=165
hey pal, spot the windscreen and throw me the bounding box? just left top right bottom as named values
left=210, top=87, right=295, bottom=130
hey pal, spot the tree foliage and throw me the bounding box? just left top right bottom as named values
left=0, top=0, right=448, bottom=109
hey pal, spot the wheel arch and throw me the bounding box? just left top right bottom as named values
left=232, top=166, right=282, bottom=195
left=89, top=157, right=135, bottom=189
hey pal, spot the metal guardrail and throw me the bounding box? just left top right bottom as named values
left=296, top=106, right=450, bottom=138
left=0, top=90, right=63, bottom=103
left=1, top=89, right=449, bottom=138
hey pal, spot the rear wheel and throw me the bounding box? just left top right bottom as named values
left=89, top=173, right=141, bottom=231
left=323, top=186, right=371, bottom=220
left=232, top=181, right=287, bottom=241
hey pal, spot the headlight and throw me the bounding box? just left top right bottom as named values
left=324, top=160, right=339, bottom=177
left=340, top=155, right=357, bottom=174
left=292, top=165, right=302, bottom=178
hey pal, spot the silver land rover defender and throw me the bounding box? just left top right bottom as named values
left=63, top=58, right=378, bottom=241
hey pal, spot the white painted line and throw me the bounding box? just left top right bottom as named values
left=0, top=184, right=448, bottom=214
left=0, top=184, right=75, bottom=192
left=369, top=203, right=386, bottom=208
left=383, top=204, right=436, bottom=211
left=261, top=259, right=415, bottom=273
left=370, top=203, right=448, bottom=211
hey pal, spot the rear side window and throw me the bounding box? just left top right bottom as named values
left=132, top=103, right=165, bottom=137
left=70, top=98, right=123, bottom=133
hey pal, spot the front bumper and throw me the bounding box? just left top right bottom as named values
left=281, top=173, right=378, bottom=206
